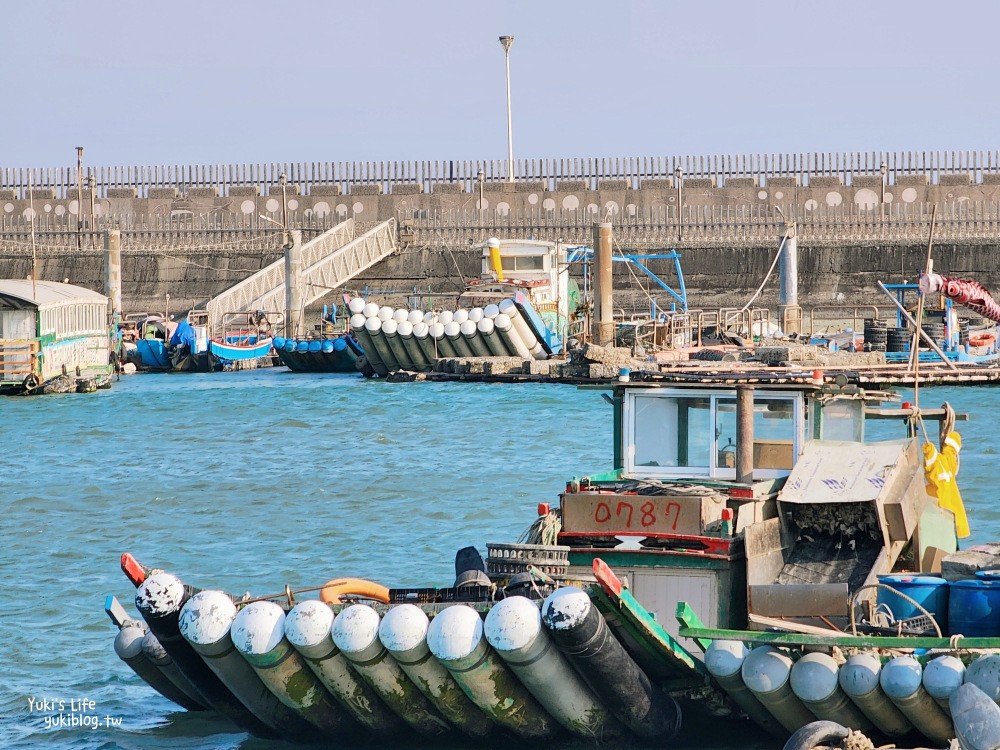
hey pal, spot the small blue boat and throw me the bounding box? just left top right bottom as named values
left=209, top=334, right=274, bottom=362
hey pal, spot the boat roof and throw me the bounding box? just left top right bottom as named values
left=0, top=280, right=107, bottom=310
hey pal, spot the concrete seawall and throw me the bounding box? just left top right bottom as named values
left=3, top=241, right=996, bottom=322
left=4, top=149, right=1000, bottom=318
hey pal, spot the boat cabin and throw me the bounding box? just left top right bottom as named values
left=560, top=378, right=947, bottom=651
left=0, top=280, right=110, bottom=389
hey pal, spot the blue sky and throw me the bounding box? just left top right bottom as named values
left=4, top=1, right=998, bottom=168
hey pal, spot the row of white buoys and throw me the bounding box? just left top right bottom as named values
left=348, top=296, right=548, bottom=375
left=130, top=573, right=679, bottom=744
left=703, top=641, right=994, bottom=743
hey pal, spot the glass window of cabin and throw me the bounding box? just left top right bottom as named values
left=628, top=393, right=712, bottom=472
left=625, top=389, right=802, bottom=480
left=715, top=395, right=798, bottom=476
left=817, top=398, right=865, bottom=442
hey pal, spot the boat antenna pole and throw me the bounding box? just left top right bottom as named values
left=909, top=204, right=938, bottom=420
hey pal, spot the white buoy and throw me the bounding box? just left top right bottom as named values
left=231, top=600, right=350, bottom=734
left=391, top=308, right=408, bottom=324
left=284, top=600, right=402, bottom=737
left=377, top=306, right=393, bottom=322
left=428, top=321, right=456, bottom=358
left=460, top=319, right=491, bottom=357
left=483, top=303, right=500, bottom=319
left=407, top=309, right=424, bottom=325
left=438, top=309, right=454, bottom=326
left=452, top=308, right=469, bottom=325
left=378, top=604, right=493, bottom=738
left=348, top=297, right=367, bottom=315
left=364, top=317, right=399, bottom=371
left=468, top=307, right=484, bottom=323
left=484, top=596, right=617, bottom=738
left=179, top=590, right=314, bottom=737
left=332, top=605, right=449, bottom=737
left=965, top=654, right=1000, bottom=703
left=704, top=640, right=782, bottom=735
left=423, top=311, right=436, bottom=324
left=499, top=298, right=546, bottom=359
left=411, top=322, right=438, bottom=365
left=923, top=655, right=965, bottom=714
left=494, top=312, right=532, bottom=359
left=380, top=319, right=412, bottom=370
left=880, top=655, right=954, bottom=744
left=790, top=652, right=872, bottom=731
left=741, top=646, right=816, bottom=733
left=427, top=605, right=556, bottom=739
left=362, top=302, right=380, bottom=318
left=397, top=320, right=430, bottom=370
left=444, top=321, right=475, bottom=357
left=478, top=318, right=512, bottom=357
left=838, top=653, right=912, bottom=736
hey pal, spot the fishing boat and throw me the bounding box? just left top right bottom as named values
left=0, top=280, right=112, bottom=393
left=106, top=361, right=996, bottom=746
left=127, top=311, right=275, bottom=372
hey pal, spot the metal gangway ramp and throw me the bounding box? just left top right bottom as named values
left=205, top=218, right=397, bottom=329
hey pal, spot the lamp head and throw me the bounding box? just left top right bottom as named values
left=499, top=35, right=514, bottom=53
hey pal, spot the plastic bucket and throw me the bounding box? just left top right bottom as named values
left=877, top=575, right=950, bottom=633
left=948, top=580, right=1000, bottom=637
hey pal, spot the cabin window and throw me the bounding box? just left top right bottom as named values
left=623, top=388, right=803, bottom=480
left=504, top=254, right=545, bottom=272
left=816, top=398, right=865, bottom=442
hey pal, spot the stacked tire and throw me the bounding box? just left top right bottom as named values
left=886, top=327, right=910, bottom=353
left=863, top=319, right=887, bottom=352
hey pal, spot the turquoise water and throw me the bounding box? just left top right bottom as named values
left=1, top=372, right=998, bottom=749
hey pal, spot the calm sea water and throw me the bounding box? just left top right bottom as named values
left=2, top=371, right=998, bottom=749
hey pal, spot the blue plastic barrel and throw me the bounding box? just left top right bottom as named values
left=283, top=340, right=296, bottom=352
left=949, top=580, right=1000, bottom=637
left=877, top=575, right=950, bottom=633
left=307, top=341, right=322, bottom=353
left=321, top=340, right=335, bottom=353
left=273, top=337, right=286, bottom=349
left=332, top=337, right=347, bottom=352
left=296, top=341, right=309, bottom=352
left=976, top=570, right=1000, bottom=580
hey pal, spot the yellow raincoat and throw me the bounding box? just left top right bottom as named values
left=922, top=431, right=971, bottom=539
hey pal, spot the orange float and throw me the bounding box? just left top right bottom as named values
left=969, top=333, right=996, bottom=348
left=319, top=578, right=391, bottom=604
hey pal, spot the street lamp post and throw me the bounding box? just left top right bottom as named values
left=279, top=172, right=288, bottom=237
left=76, top=146, right=84, bottom=251
left=674, top=167, right=684, bottom=240
left=880, top=161, right=888, bottom=219
left=499, top=35, right=514, bottom=183
left=477, top=168, right=486, bottom=214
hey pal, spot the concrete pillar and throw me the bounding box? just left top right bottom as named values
left=777, top=220, right=799, bottom=334
left=591, top=221, right=614, bottom=346
left=284, top=229, right=303, bottom=338
left=103, top=229, right=122, bottom=316
left=736, top=386, right=754, bottom=485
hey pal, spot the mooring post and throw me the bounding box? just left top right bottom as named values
left=103, top=229, right=122, bottom=317
left=285, top=229, right=303, bottom=338
left=777, top=219, right=799, bottom=334
left=736, top=385, right=754, bottom=485
left=592, top=221, right=614, bottom=346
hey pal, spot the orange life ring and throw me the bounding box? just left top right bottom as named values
left=319, top=578, right=390, bottom=604
left=969, top=333, right=996, bottom=348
